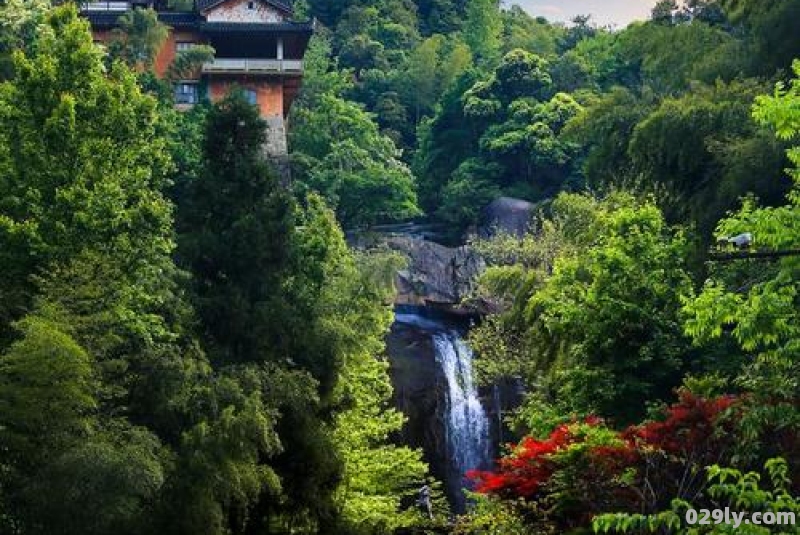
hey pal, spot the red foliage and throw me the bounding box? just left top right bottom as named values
left=591, top=443, right=640, bottom=470
left=624, top=390, right=736, bottom=455
left=470, top=392, right=739, bottom=502
left=468, top=419, right=586, bottom=499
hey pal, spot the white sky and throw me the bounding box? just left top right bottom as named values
left=506, top=0, right=657, bottom=28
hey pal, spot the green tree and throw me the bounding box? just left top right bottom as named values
left=166, top=45, right=215, bottom=82
left=417, top=0, right=465, bottom=34
left=414, top=70, right=482, bottom=214
left=652, top=0, right=679, bottom=24
left=0, top=5, right=173, bottom=341
left=594, top=458, right=800, bottom=535
left=328, top=249, right=434, bottom=533
left=488, top=48, right=552, bottom=102
left=108, top=8, right=169, bottom=69
left=405, top=35, right=444, bottom=122
left=0, top=317, right=95, bottom=468
left=420, top=50, right=577, bottom=231
left=0, top=9, right=284, bottom=534
left=563, top=87, right=658, bottom=190
left=159, top=366, right=286, bottom=535
left=177, top=89, right=295, bottom=366
left=290, top=36, right=420, bottom=228
left=627, top=80, right=788, bottom=234
left=175, top=93, right=384, bottom=530
left=0, top=0, right=49, bottom=79
left=615, top=20, right=744, bottom=94
left=472, top=193, right=696, bottom=425
left=501, top=5, right=561, bottom=58
left=682, top=61, right=800, bottom=461
left=439, top=38, right=473, bottom=91
left=463, top=0, right=501, bottom=63
left=719, top=0, right=800, bottom=73
left=24, top=425, right=167, bottom=535
left=436, top=158, right=502, bottom=230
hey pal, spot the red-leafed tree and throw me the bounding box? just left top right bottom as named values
left=469, top=422, right=576, bottom=498
left=622, top=390, right=738, bottom=511
left=468, top=391, right=742, bottom=531
left=469, top=418, right=639, bottom=532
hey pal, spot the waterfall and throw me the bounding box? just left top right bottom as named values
left=432, top=332, right=490, bottom=484
left=390, top=308, right=492, bottom=511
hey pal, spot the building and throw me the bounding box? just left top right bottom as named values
left=82, top=0, right=313, bottom=162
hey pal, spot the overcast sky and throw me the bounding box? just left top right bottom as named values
left=506, top=0, right=657, bottom=28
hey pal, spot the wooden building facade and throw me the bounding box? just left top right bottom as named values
left=83, top=0, right=313, bottom=121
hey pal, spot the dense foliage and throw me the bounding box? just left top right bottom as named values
left=286, top=0, right=798, bottom=238
left=459, top=53, right=800, bottom=535
left=1, top=0, right=799, bottom=533
left=0, top=5, right=435, bottom=534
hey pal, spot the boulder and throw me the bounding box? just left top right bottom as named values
left=386, top=236, right=485, bottom=314
left=480, top=196, right=534, bottom=237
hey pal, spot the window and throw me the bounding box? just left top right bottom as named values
left=247, top=1, right=254, bottom=8
left=176, top=41, right=196, bottom=52
left=174, top=83, right=198, bottom=105
left=243, top=88, right=257, bottom=106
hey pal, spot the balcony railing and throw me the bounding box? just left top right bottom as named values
left=81, top=1, right=131, bottom=10
left=202, top=59, right=304, bottom=75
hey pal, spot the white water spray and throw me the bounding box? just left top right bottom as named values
left=433, top=332, right=490, bottom=480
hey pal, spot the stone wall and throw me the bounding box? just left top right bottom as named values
left=263, top=115, right=290, bottom=181
left=203, top=0, right=287, bottom=23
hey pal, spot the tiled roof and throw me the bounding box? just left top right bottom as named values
left=199, top=21, right=313, bottom=33
left=83, top=11, right=203, bottom=29
left=81, top=10, right=312, bottom=33
left=196, top=0, right=293, bottom=14
left=161, top=12, right=206, bottom=27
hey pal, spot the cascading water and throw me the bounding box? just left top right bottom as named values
left=390, top=309, right=491, bottom=511
left=433, top=333, right=490, bottom=486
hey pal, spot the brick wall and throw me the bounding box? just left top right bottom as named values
left=154, top=30, right=205, bottom=78
left=208, top=77, right=284, bottom=117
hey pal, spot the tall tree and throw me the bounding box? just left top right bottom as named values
left=463, top=0, right=501, bottom=63
left=0, top=5, right=173, bottom=341
left=0, top=8, right=190, bottom=533
left=175, top=94, right=355, bottom=531
left=177, top=89, right=295, bottom=366
left=405, top=34, right=443, bottom=122
left=683, top=61, right=800, bottom=463
left=289, top=36, right=420, bottom=228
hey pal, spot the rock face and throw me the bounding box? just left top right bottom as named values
left=480, top=196, right=534, bottom=237
left=386, top=320, right=447, bottom=486
left=387, top=236, right=485, bottom=313
left=386, top=308, right=524, bottom=512
left=386, top=309, right=484, bottom=513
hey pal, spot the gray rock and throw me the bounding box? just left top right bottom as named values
left=263, top=115, right=290, bottom=183
left=480, top=196, right=534, bottom=237
left=386, top=236, right=485, bottom=313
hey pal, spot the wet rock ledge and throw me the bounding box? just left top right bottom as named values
left=385, top=236, right=486, bottom=315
